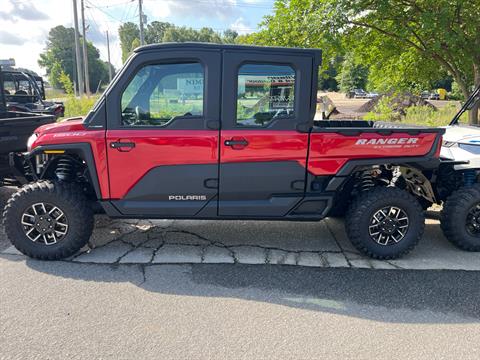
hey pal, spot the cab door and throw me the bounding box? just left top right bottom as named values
left=105, top=49, right=221, bottom=217
left=218, top=51, right=313, bottom=217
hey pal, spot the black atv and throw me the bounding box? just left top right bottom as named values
left=3, top=70, right=64, bottom=119
left=0, top=67, right=56, bottom=184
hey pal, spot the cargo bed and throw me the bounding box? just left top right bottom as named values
left=313, top=119, right=444, bottom=133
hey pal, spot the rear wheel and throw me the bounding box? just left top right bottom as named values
left=440, top=184, right=480, bottom=251
left=345, top=187, right=425, bottom=259
left=3, top=181, right=94, bottom=260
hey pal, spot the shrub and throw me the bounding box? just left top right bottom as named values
left=365, top=102, right=464, bottom=126
left=62, top=96, right=98, bottom=118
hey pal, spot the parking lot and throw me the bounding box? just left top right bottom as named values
left=3, top=191, right=480, bottom=359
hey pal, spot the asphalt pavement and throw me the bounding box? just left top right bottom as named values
left=2, top=258, right=480, bottom=359
left=3, top=188, right=480, bottom=359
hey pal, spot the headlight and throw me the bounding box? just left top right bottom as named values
left=27, top=133, right=38, bottom=152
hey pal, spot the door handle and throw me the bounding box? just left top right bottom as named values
left=224, top=138, right=248, bottom=150
left=110, top=141, right=135, bottom=151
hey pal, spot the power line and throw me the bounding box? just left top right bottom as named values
left=120, top=1, right=137, bottom=23
left=85, top=0, right=137, bottom=24
left=86, top=0, right=134, bottom=9
left=86, top=0, right=261, bottom=30
left=143, top=0, right=274, bottom=9
left=85, top=6, right=124, bottom=66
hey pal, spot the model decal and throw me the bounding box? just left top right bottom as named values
left=168, top=195, right=207, bottom=201
left=355, top=138, right=419, bottom=146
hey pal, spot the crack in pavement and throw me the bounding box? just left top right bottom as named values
left=73, top=222, right=347, bottom=266
left=3, top=216, right=408, bottom=269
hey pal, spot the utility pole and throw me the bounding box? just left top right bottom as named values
left=106, top=30, right=112, bottom=82
left=139, top=0, right=144, bottom=45
left=72, top=0, right=84, bottom=96
left=81, top=0, right=90, bottom=95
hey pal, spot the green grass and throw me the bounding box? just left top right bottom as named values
left=45, top=88, right=66, bottom=100
left=364, top=96, right=467, bottom=126
left=62, top=95, right=99, bottom=119
left=402, top=105, right=466, bottom=127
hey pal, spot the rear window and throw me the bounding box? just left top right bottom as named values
left=236, top=64, right=295, bottom=127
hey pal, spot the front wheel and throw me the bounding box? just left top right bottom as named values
left=3, top=181, right=94, bottom=260
left=440, top=184, right=480, bottom=251
left=345, top=187, right=425, bottom=259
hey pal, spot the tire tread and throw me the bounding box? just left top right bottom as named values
left=2, top=180, right=94, bottom=260
left=440, top=184, right=480, bottom=251
left=345, top=187, right=425, bottom=260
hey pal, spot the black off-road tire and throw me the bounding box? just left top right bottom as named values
left=345, top=187, right=425, bottom=259
left=440, top=184, right=480, bottom=251
left=3, top=181, right=94, bottom=260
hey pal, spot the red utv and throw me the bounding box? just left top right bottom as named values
left=3, top=43, right=478, bottom=261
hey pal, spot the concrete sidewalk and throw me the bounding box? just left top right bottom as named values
left=3, top=214, right=480, bottom=270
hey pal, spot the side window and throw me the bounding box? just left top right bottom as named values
left=3, top=80, right=15, bottom=95
left=236, top=64, right=295, bottom=127
left=121, top=62, right=204, bottom=126
left=17, top=79, right=33, bottom=95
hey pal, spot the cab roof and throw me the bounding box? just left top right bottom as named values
left=134, top=42, right=322, bottom=66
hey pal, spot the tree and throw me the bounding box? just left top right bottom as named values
left=222, top=29, right=238, bottom=44
left=49, top=61, right=64, bottom=90
left=145, top=21, right=172, bottom=44
left=238, top=0, right=344, bottom=73
left=119, top=22, right=240, bottom=61
left=58, top=69, right=74, bottom=96
left=38, top=25, right=109, bottom=93
left=161, top=26, right=223, bottom=43
left=243, top=0, right=480, bottom=123
left=317, top=1, right=480, bottom=122
left=38, top=26, right=77, bottom=87
left=118, top=22, right=140, bottom=62
left=336, top=53, right=368, bottom=92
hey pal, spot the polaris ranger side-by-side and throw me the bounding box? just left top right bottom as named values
left=3, top=43, right=480, bottom=260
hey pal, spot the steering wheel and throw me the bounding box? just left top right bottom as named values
left=121, top=106, right=147, bottom=126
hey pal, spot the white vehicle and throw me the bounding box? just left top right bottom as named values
left=438, top=86, right=480, bottom=251
left=441, top=87, right=480, bottom=169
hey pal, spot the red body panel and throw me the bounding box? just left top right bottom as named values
left=106, top=130, right=218, bottom=199
left=220, top=130, right=308, bottom=164
left=307, top=132, right=438, bottom=175
left=30, top=120, right=440, bottom=202
left=30, top=120, right=109, bottom=199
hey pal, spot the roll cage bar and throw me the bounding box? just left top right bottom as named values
left=2, top=69, right=46, bottom=105
left=450, top=84, right=480, bottom=125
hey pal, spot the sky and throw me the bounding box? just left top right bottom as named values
left=0, top=0, right=274, bottom=76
